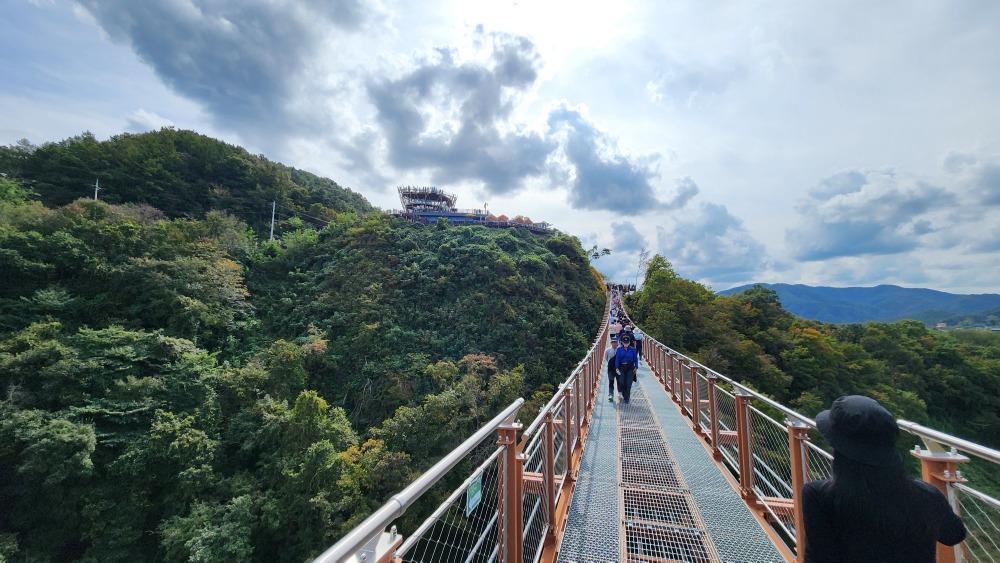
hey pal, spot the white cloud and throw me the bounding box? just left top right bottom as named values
left=126, top=109, right=174, bottom=133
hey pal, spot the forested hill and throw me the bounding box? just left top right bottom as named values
left=0, top=128, right=374, bottom=235
left=0, top=132, right=605, bottom=561
left=718, top=282, right=1000, bottom=325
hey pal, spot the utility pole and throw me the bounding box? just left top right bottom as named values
left=93, top=178, right=101, bottom=201
left=269, top=200, right=276, bottom=242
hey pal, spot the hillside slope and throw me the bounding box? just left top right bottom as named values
left=0, top=133, right=604, bottom=562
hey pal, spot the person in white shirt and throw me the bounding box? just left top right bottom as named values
left=633, top=327, right=644, bottom=359
left=603, top=339, right=619, bottom=401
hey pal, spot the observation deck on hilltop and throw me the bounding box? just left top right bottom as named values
left=390, top=185, right=552, bottom=233
left=398, top=185, right=459, bottom=213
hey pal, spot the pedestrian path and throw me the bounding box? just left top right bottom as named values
left=557, top=357, right=785, bottom=562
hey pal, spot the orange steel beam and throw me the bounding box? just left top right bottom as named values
left=497, top=422, right=524, bottom=563
left=734, top=393, right=756, bottom=502
left=708, top=376, right=721, bottom=461
left=690, top=366, right=703, bottom=436
left=912, top=448, right=969, bottom=563
left=543, top=410, right=557, bottom=539
left=787, top=422, right=809, bottom=563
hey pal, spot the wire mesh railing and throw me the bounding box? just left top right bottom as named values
left=395, top=447, right=504, bottom=562
left=956, top=483, right=1000, bottom=562
left=315, top=399, right=525, bottom=563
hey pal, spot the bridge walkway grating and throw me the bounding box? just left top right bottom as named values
left=557, top=355, right=785, bottom=562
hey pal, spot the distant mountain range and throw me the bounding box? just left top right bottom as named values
left=718, top=283, right=1000, bottom=325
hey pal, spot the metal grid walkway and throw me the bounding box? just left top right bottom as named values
left=558, top=357, right=785, bottom=562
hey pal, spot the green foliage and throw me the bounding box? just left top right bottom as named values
left=629, top=256, right=1000, bottom=449
left=0, top=130, right=605, bottom=561
left=0, top=129, right=373, bottom=237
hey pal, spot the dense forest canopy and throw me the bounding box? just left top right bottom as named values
left=0, top=131, right=605, bottom=561
left=0, top=129, right=373, bottom=235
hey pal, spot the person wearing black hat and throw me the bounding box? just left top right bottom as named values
left=615, top=334, right=638, bottom=403
left=802, top=395, right=966, bottom=562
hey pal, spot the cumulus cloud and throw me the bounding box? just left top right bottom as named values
left=943, top=151, right=1000, bottom=206
left=74, top=0, right=376, bottom=137
left=787, top=169, right=956, bottom=261
left=657, top=202, right=768, bottom=284
left=364, top=29, right=556, bottom=195
left=610, top=221, right=647, bottom=253
left=546, top=103, right=697, bottom=214
left=125, top=109, right=174, bottom=133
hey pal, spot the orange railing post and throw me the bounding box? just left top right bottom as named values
left=682, top=360, right=692, bottom=417
left=563, top=385, right=573, bottom=475
left=542, top=409, right=556, bottom=538
left=669, top=352, right=679, bottom=401
left=734, top=391, right=756, bottom=501
left=911, top=447, right=969, bottom=563
left=655, top=343, right=662, bottom=382
left=708, top=375, right=720, bottom=457
left=497, top=421, right=524, bottom=563
left=787, top=420, right=810, bottom=563
left=690, top=366, right=702, bottom=435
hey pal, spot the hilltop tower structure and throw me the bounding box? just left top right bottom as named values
left=391, top=185, right=551, bottom=233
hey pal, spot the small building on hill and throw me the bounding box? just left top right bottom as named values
left=389, top=186, right=551, bottom=233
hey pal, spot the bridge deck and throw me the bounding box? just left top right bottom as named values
left=557, top=357, right=785, bottom=562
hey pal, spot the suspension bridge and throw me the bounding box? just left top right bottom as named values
left=317, top=293, right=1000, bottom=562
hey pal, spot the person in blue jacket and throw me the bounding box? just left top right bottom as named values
left=615, top=334, right=639, bottom=403
left=802, top=395, right=966, bottom=562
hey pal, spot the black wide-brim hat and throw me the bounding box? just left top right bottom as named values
left=815, top=395, right=901, bottom=467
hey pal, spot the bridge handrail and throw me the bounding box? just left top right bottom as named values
left=314, top=397, right=525, bottom=563
left=897, top=419, right=1000, bottom=464
left=642, top=330, right=1000, bottom=462
left=522, top=325, right=607, bottom=440
left=647, top=341, right=815, bottom=425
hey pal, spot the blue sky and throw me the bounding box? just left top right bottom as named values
left=3, top=0, right=1000, bottom=294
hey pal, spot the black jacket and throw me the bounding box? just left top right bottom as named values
left=802, top=478, right=966, bottom=562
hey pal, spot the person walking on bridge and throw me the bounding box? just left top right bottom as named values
left=615, top=334, right=638, bottom=403
left=604, top=339, right=619, bottom=402
left=633, top=327, right=644, bottom=359
left=802, top=395, right=966, bottom=562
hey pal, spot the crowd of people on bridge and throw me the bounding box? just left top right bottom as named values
left=608, top=282, right=636, bottom=294
left=605, top=290, right=644, bottom=404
